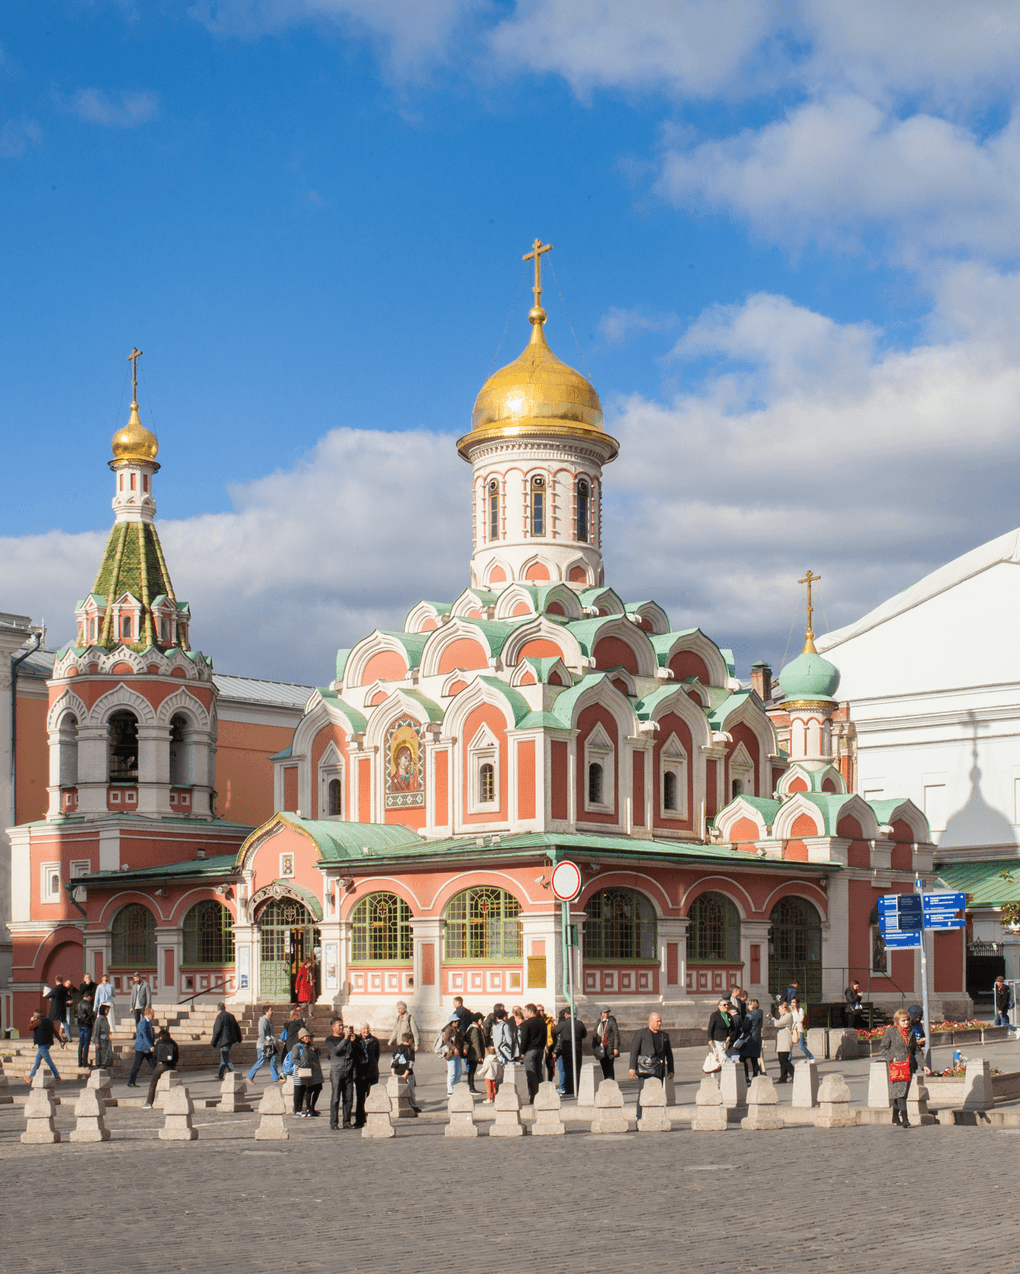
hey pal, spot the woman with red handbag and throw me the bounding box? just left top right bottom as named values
left=878, top=1007, right=930, bottom=1127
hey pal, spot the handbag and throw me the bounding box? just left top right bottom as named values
left=889, top=1059, right=911, bottom=1083
left=702, top=1052, right=722, bottom=1073
left=636, top=1053, right=663, bottom=1077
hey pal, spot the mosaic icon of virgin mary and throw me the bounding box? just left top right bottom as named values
left=385, top=719, right=423, bottom=807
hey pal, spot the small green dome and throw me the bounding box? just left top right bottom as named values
left=778, top=650, right=840, bottom=702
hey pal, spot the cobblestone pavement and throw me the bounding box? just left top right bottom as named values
left=1, top=1054, right=1016, bottom=1274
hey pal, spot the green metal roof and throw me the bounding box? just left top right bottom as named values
left=936, top=859, right=1020, bottom=908
left=707, top=690, right=752, bottom=729
left=515, top=711, right=567, bottom=730
left=335, top=648, right=352, bottom=680
left=89, top=518, right=188, bottom=652
left=269, top=745, right=293, bottom=761
left=460, top=618, right=523, bottom=656
left=316, top=689, right=369, bottom=732
left=261, top=817, right=423, bottom=862
left=77, top=853, right=240, bottom=886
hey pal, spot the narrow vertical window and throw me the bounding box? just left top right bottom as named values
left=121, top=614, right=132, bottom=641
left=530, top=475, right=545, bottom=536
left=663, top=770, right=677, bottom=811
left=479, top=763, right=495, bottom=804
left=576, top=478, right=589, bottom=542
left=588, top=762, right=603, bottom=805
left=130, top=472, right=137, bottom=491
left=488, top=479, right=499, bottom=541
left=328, top=778, right=343, bottom=816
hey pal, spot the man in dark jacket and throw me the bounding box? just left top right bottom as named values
left=844, top=981, right=864, bottom=1028
left=482, top=1002, right=506, bottom=1047
left=211, top=1001, right=242, bottom=1079
left=143, top=1028, right=180, bottom=1109
left=628, top=1011, right=674, bottom=1119
left=45, top=977, right=70, bottom=1029
left=518, top=1004, right=547, bottom=1101
left=593, top=1005, right=621, bottom=1080
left=325, top=1019, right=356, bottom=1130
left=552, top=1007, right=587, bottom=1097
left=27, top=1012, right=62, bottom=1082
left=353, top=1022, right=380, bottom=1128
left=128, top=1007, right=157, bottom=1086
left=452, top=996, right=473, bottom=1035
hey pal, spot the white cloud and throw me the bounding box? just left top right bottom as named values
left=0, top=120, right=42, bottom=158
left=657, top=95, right=1020, bottom=264
left=597, top=306, right=679, bottom=346
left=71, top=88, right=159, bottom=128
left=491, top=0, right=775, bottom=99
left=189, top=0, right=486, bottom=72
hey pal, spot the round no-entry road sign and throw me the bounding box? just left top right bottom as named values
left=551, top=860, right=582, bottom=901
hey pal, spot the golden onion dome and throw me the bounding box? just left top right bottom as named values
left=110, top=400, right=160, bottom=468
left=458, top=306, right=618, bottom=460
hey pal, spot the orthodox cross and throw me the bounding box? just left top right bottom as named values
left=522, top=238, right=552, bottom=310
left=799, top=569, right=821, bottom=653
left=127, top=347, right=143, bottom=402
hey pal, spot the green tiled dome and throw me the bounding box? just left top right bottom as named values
left=778, top=650, right=840, bottom=702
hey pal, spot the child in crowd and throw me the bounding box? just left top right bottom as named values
left=391, top=1032, right=421, bottom=1113
left=479, top=1045, right=500, bottom=1103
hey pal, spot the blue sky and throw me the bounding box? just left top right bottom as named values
left=3, top=1, right=1020, bottom=682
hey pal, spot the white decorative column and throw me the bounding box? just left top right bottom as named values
left=521, top=909, right=560, bottom=1006
left=136, top=725, right=171, bottom=817
left=75, top=726, right=110, bottom=817
left=410, top=916, right=445, bottom=1033
left=657, top=917, right=689, bottom=1007
left=155, top=925, right=182, bottom=1006
left=740, top=920, right=772, bottom=1000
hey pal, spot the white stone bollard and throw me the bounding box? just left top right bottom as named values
left=692, top=1076, right=728, bottom=1131
left=532, top=1081, right=565, bottom=1136
left=489, top=1083, right=527, bottom=1137
left=741, top=1076, right=783, bottom=1130
left=814, top=1074, right=855, bottom=1128
left=0, top=1058, right=11, bottom=1105
left=69, top=1087, right=111, bottom=1143
left=282, top=1075, right=296, bottom=1103
left=791, top=1059, right=819, bottom=1108
left=22, top=1074, right=60, bottom=1144
left=361, top=1087, right=395, bottom=1139
left=830, top=1029, right=859, bottom=1060
left=591, top=1079, right=628, bottom=1134
left=719, top=1060, right=746, bottom=1109
left=254, top=1082, right=289, bottom=1141
left=387, top=1074, right=416, bottom=1119
left=502, top=1061, right=530, bottom=1107
left=87, top=1068, right=114, bottom=1107
left=663, top=1073, right=677, bottom=1106
left=867, top=1060, right=891, bottom=1109
left=806, top=1028, right=828, bottom=1060
left=962, top=1059, right=992, bottom=1111
left=159, top=1085, right=198, bottom=1141
left=219, top=1072, right=252, bottom=1113
left=445, top=1085, right=478, bottom=1138
left=153, top=1069, right=182, bottom=1110
left=575, top=1060, right=601, bottom=1106
left=636, top=1077, right=672, bottom=1132
left=906, top=1076, right=935, bottom=1126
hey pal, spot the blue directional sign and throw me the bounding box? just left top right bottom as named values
left=878, top=894, right=923, bottom=947
left=922, top=891, right=967, bottom=930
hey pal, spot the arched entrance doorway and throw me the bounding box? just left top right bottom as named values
left=768, top=896, right=822, bottom=1003
left=256, top=896, right=321, bottom=1002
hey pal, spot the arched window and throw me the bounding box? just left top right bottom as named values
left=663, top=769, right=677, bottom=811
left=576, top=478, right=589, bottom=542
left=111, top=903, right=155, bottom=967
left=585, top=887, right=657, bottom=960
left=121, top=613, right=133, bottom=641
left=108, top=710, right=139, bottom=783
left=446, top=887, right=521, bottom=960
left=769, top=896, right=823, bottom=1000
left=57, top=713, right=78, bottom=787
left=588, top=762, right=603, bottom=805
left=488, top=478, right=500, bottom=541
left=732, top=779, right=744, bottom=799
left=169, top=714, right=190, bottom=786
left=350, top=892, right=413, bottom=963
left=327, top=778, right=343, bottom=816
left=687, top=892, right=741, bottom=962
left=159, top=614, right=172, bottom=644
left=530, top=475, right=545, bottom=536
left=182, top=900, right=235, bottom=965
left=479, top=762, right=495, bottom=804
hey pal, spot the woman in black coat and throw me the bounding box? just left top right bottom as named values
left=738, top=1000, right=765, bottom=1079
left=878, top=1007, right=929, bottom=1127
left=353, top=1023, right=381, bottom=1128
left=552, top=1010, right=587, bottom=1096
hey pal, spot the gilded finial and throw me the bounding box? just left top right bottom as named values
left=110, top=347, right=159, bottom=467
left=522, top=238, right=552, bottom=341
left=798, top=570, right=821, bottom=653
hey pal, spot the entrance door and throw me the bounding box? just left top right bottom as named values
left=258, top=897, right=320, bottom=1001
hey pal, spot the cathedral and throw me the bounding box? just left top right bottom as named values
left=4, top=245, right=968, bottom=1035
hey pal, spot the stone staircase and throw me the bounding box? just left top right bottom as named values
left=0, top=1001, right=313, bottom=1080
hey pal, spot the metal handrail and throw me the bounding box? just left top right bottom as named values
left=178, top=980, right=231, bottom=1007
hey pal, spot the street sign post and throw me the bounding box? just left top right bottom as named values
left=551, top=860, right=582, bottom=1086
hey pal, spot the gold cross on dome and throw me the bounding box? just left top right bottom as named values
left=126, top=347, right=143, bottom=401
left=522, top=238, right=552, bottom=309
left=798, top=569, right=821, bottom=653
